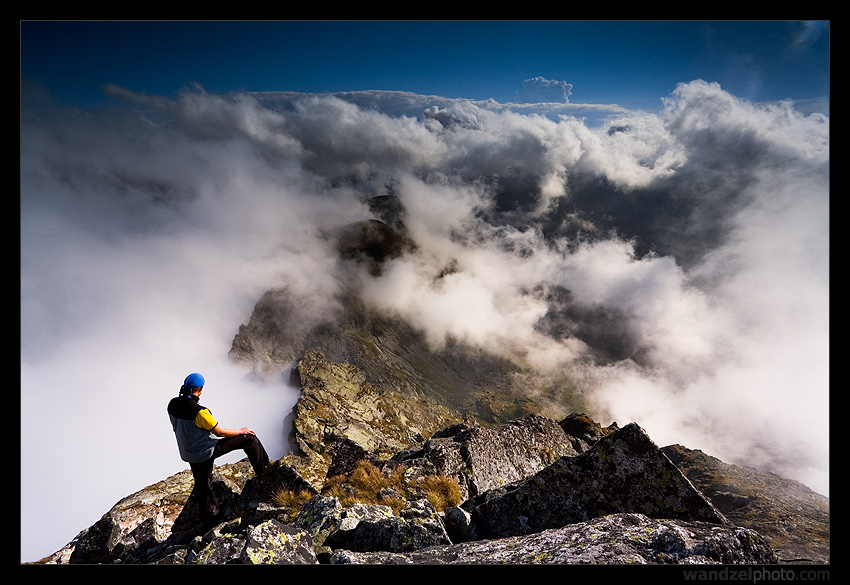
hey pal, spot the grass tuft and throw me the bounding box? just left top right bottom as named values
left=271, top=489, right=314, bottom=521
left=273, top=459, right=462, bottom=517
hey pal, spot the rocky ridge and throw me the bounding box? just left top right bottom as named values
left=34, top=211, right=828, bottom=565
left=38, top=351, right=827, bottom=565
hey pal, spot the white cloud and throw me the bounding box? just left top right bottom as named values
left=21, top=80, right=829, bottom=562
left=515, top=76, right=573, bottom=104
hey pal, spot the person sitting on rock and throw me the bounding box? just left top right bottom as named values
left=167, top=372, right=270, bottom=521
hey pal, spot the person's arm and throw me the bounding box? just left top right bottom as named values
left=195, top=407, right=255, bottom=438
left=211, top=425, right=256, bottom=438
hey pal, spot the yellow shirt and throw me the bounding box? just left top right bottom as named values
left=195, top=408, right=218, bottom=431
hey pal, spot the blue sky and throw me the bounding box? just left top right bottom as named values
left=21, top=20, right=829, bottom=113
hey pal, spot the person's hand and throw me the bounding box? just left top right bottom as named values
left=240, top=427, right=256, bottom=435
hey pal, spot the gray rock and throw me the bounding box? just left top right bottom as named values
left=461, top=422, right=726, bottom=540
left=443, top=506, right=477, bottom=543
left=326, top=437, right=380, bottom=479
left=296, top=497, right=451, bottom=554
left=240, top=459, right=318, bottom=517
left=178, top=517, right=318, bottom=564
left=395, top=413, right=579, bottom=501
left=558, top=411, right=618, bottom=452
left=325, top=502, right=397, bottom=550
left=241, top=520, right=318, bottom=564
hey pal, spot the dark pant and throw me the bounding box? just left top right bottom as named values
left=189, top=433, right=270, bottom=519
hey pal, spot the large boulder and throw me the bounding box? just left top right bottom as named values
left=185, top=518, right=317, bottom=565
left=329, top=512, right=778, bottom=565
left=291, top=495, right=450, bottom=559
left=394, top=414, right=580, bottom=500
left=459, top=422, right=727, bottom=540
left=240, top=519, right=318, bottom=564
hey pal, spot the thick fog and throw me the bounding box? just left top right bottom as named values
left=20, top=80, right=828, bottom=562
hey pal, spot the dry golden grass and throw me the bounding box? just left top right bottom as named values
left=270, top=489, right=315, bottom=521
left=273, top=460, right=462, bottom=516
left=417, top=474, right=463, bottom=511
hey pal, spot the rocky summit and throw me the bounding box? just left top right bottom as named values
left=37, top=348, right=827, bottom=565
left=33, top=214, right=829, bottom=565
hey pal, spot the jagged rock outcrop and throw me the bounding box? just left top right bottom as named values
left=456, top=422, right=727, bottom=541
left=60, top=462, right=253, bottom=564
left=38, top=352, right=826, bottom=565
left=230, top=287, right=587, bottom=425
left=283, top=349, right=464, bottom=487
left=331, top=218, right=417, bottom=277
left=51, top=457, right=317, bottom=565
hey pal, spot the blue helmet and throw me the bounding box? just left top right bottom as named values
left=180, top=372, right=205, bottom=394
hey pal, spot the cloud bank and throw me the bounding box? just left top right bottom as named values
left=20, top=80, right=828, bottom=562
